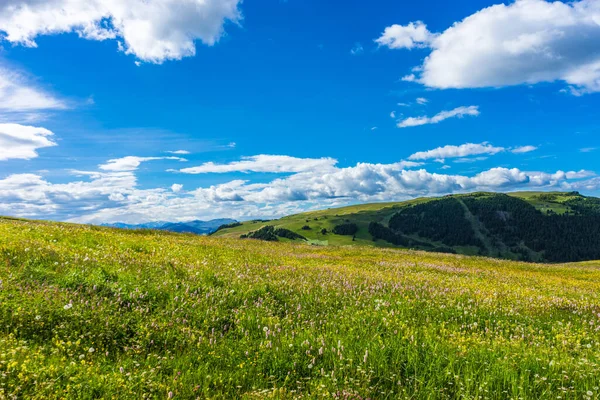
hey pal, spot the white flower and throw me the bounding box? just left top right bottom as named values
left=63, top=303, right=73, bottom=310
left=35, top=315, right=41, bottom=320
left=587, top=391, right=593, bottom=396
left=88, top=347, right=95, bottom=353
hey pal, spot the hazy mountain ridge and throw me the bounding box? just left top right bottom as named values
left=102, top=219, right=237, bottom=235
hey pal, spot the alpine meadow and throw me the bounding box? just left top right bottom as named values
left=1, top=217, right=600, bottom=399
left=1, top=0, right=600, bottom=399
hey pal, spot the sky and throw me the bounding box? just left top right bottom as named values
left=0, top=0, right=599, bottom=224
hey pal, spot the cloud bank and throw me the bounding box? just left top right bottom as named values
left=0, top=151, right=595, bottom=224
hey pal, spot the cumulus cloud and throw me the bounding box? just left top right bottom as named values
left=0, top=123, right=57, bottom=160
left=378, top=0, right=600, bottom=93
left=397, top=106, right=480, bottom=128
left=100, top=156, right=186, bottom=172
left=178, top=155, right=338, bottom=174
left=171, top=184, right=183, bottom=193
left=0, top=0, right=242, bottom=63
left=375, top=21, right=434, bottom=49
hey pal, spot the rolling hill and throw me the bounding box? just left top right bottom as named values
left=213, top=191, right=600, bottom=263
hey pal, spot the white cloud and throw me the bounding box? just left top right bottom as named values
left=390, top=111, right=396, bottom=118
left=409, top=142, right=504, bottom=161
left=171, top=184, right=183, bottom=193
left=100, top=156, right=185, bottom=172
left=397, top=106, right=480, bottom=128
left=378, top=0, right=600, bottom=93
left=167, top=150, right=190, bottom=155
left=350, top=43, right=364, bottom=55
left=416, top=97, right=428, bottom=105
left=511, top=145, right=538, bottom=154
left=454, top=157, right=488, bottom=164
left=0, top=0, right=242, bottom=63
left=178, top=155, right=338, bottom=174
left=0, top=123, right=57, bottom=160
left=0, top=67, right=67, bottom=113
left=375, top=21, right=434, bottom=49
left=580, top=147, right=597, bottom=153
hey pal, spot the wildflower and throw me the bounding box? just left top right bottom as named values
left=88, top=347, right=95, bottom=353
left=119, top=367, right=124, bottom=373
left=63, top=303, right=73, bottom=310
left=35, top=315, right=41, bottom=320
left=168, top=391, right=174, bottom=398
left=587, top=391, right=593, bottom=396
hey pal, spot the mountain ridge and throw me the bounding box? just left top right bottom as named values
left=102, top=218, right=237, bottom=235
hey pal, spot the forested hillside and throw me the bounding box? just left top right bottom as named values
left=214, top=191, right=600, bottom=262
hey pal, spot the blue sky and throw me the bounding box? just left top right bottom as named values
left=0, top=0, right=599, bottom=223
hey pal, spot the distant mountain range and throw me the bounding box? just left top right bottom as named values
left=102, top=219, right=237, bottom=235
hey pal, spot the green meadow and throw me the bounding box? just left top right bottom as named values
left=1, top=217, right=600, bottom=399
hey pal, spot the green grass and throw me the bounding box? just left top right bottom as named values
left=1, top=217, right=600, bottom=399
left=508, top=191, right=582, bottom=214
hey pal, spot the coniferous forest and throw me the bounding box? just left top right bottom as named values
left=377, top=193, right=600, bottom=262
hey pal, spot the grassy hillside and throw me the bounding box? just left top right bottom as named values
left=213, top=191, right=600, bottom=262
left=1, top=217, right=600, bottom=398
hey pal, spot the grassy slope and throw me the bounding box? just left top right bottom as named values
left=213, top=191, right=590, bottom=255
left=508, top=191, right=583, bottom=214
left=1, top=217, right=600, bottom=399
left=214, top=198, right=432, bottom=248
